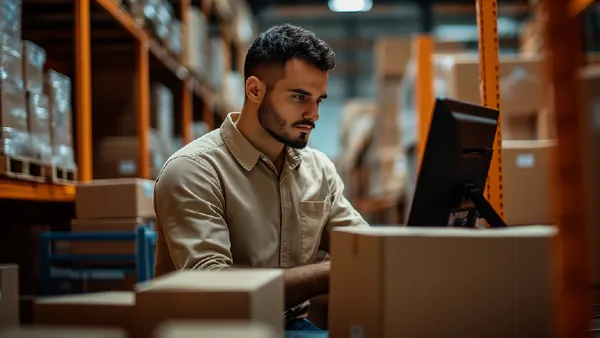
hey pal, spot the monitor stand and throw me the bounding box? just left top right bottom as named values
left=464, top=183, right=508, bottom=228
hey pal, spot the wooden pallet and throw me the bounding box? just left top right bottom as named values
left=0, top=154, right=51, bottom=183
left=52, top=165, right=77, bottom=185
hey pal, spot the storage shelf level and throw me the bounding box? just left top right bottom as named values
left=0, top=179, right=75, bottom=202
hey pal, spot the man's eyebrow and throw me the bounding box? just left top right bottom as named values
left=289, top=88, right=328, bottom=99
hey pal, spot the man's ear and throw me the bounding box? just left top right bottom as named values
left=245, top=76, right=266, bottom=104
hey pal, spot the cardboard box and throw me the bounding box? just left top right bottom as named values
left=68, top=218, right=148, bottom=256
left=328, top=226, right=557, bottom=338
left=0, top=265, right=19, bottom=330
left=34, top=291, right=134, bottom=336
left=0, top=326, right=127, bottom=338
left=502, top=139, right=556, bottom=226
left=153, top=321, right=277, bottom=338
left=134, top=270, right=284, bottom=338
left=75, top=178, right=155, bottom=219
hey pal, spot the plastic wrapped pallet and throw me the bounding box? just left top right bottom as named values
left=151, top=83, right=174, bottom=153
left=44, top=70, right=75, bottom=169
left=166, top=19, right=182, bottom=58
left=0, top=0, right=21, bottom=35
left=187, top=6, right=208, bottom=76
left=0, top=32, right=23, bottom=91
left=152, top=0, right=174, bottom=42
left=0, top=84, right=28, bottom=157
left=22, top=40, right=46, bottom=94
left=26, top=92, right=51, bottom=163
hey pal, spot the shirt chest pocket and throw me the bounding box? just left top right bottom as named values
left=300, top=200, right=330, bottom=265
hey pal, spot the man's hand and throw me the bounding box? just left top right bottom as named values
left=283, top=261, right=330, bottom=309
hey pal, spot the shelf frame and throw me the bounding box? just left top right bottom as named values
left=539, top=0, right=592, bottom=336
left=475, top=0, right=504, bottom=223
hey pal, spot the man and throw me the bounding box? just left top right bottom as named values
left=153, top=24, right=369, bottom=330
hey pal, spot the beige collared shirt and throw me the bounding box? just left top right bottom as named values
left=153, top=112, right=368, bottom=314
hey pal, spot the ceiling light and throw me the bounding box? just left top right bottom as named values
left=328, top=0, right=373, bottom=12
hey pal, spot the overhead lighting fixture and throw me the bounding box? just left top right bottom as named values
left=328, top=0, right=373, bottom=12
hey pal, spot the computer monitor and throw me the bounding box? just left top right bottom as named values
left=406, top=97, right=507, bottom=228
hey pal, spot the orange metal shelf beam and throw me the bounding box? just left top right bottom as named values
left=569, top=0, right=595, bottom=16
left=540, top=0, right=592, bottom=336
left=0, top=179, right=75, bottom=202
left=137, top=40, right=151, bottom=179
left=94, top=0, right=148, bottom=41
left=75, top=0, right=92, bottom=182
left=414, top=35, right=435, bottom=167
left=476, top=0, right=504, bottom=222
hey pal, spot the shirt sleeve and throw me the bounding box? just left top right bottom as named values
left=154, top=155, right=232, bottom=271
left=318, top=152, right=370, bottom=252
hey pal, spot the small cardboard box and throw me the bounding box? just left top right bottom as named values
left=502, top=139, right=556, bottom=226
left=328, top=226, right=557, bottom=338
left=34, top=291, right=135, bottom=336
left=75, top=178, right=155, bottom=219
left=134, top=270, right=284, bottom=338
left=0, top=265, right=19, bottom=330
left=0, top=326, right=127, bottom=338
left=153, top=321, right=277, bottom=338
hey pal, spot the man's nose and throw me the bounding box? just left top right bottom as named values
left=304, top=102, right=319, bottom=122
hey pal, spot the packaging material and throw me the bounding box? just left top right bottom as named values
left=186, top=6, right=208, bottom=76
left=153, top=321, right=277, bottom=338
left=67, top=218, right=148, bottom=257
left=151, top=83, right=174, bottom=152
left=75, top=178, right=155, bottom=219
left=364, top=146, right=407, bottom=200
left=375, top=79, right=402, bottom=147
left=502, top=139, right=556, bottom=226
left=22, top=41, right=46, bottom=94
left=166, top=19, right=182, bottom=57
left=224, top=72, right=244, bottom=110
left=152, top=1, right=174, bottom=42
left=338, top=99, right=377, bottom=175
left=0, top=85, right=28, bottom=156
left=34, top=291, right=134, bottom=336
left=0, top=32, right=23, bottom=90
left=94, top=131, right=168, bottom=179
left=26, top=92, right=52, bottom=163
left=0, top=326, right=127, bottom=338
left=0, top=264, right=19, bottom=330
left=433, top=54, right=542, bottom=140
left=580, top=66, right=600, bottom=287
left=44, top=69, right=75, bottom=169
left=374, top=37, right=411, bottom=79
left=0, top=0, right=21, bottom=35
left=328, top=226, right=557, bottom=338
left=210, top=37, right=225, bottom=88
left=134, top=270, right=284, bottom=338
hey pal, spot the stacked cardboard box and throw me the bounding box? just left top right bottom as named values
left=44, top=70, right=76, bottom=170
left=65, top=179, right=156, bottom=272
left=32, top=270, right=284, bottom=338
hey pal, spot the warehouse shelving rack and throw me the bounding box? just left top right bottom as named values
left=0, top=0, right=252, bottom=202
left=413, top=1, right=596, bottom=335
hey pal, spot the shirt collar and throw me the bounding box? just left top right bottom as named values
left=221, top=112, right=303, bottom=171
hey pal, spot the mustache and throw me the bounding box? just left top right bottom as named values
left=292, top=120, right=315, bottom=128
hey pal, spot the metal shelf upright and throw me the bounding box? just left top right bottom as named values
left=539, top=0, right=593, bottom=336
left=475, top=0, right=504, bottom=222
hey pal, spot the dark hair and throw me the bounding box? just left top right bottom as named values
left=243, top=24, right=336, bottom=82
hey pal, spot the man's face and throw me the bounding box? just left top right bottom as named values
left=257, top=58, right=328, bottom=149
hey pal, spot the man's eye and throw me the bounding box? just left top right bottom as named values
left=316, top=99, right=323, bottom=105
left=293, top=94, right=305, bottom=101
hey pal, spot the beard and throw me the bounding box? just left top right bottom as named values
left=257, top=96, right=312, bottom=149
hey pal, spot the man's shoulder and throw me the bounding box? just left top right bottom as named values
left=157, top=129, right=228, bottom=179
